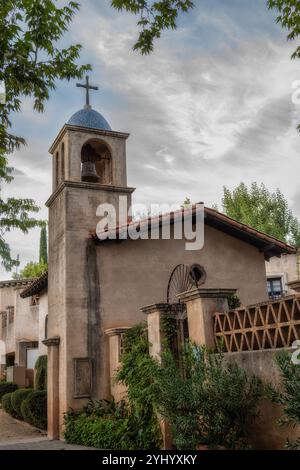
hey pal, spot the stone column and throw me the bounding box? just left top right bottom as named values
left=141, top=303, right=172, bottom=450
left=104, top=327, right=130, bottom=402
left=43, top=336, right=60, bottom=440
left=177, top=288, right=237, bottom=348
left=141, top=303, right=170, bottom=362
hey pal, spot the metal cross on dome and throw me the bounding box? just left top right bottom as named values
left=76, top=76, right=99, bottom=109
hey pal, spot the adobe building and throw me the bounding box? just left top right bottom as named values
left=41, top=79, right=294, bottom=439
left=0, top=277, right=48, bottom=385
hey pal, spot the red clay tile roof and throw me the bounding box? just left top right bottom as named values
left=93, top=205, right=296, bottom=260
left=20, top=207, right=296, bottom=299
left=20, top=271, right=48, bottom=298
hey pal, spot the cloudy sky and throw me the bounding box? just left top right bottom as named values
left=1, top=0, right=300, bottom=279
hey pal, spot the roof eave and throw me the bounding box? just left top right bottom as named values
left=204, top=208, right=296, bottom=259
left=49, top=124, right=130, bottom=154
left=20, top=272, right=48, bottom=298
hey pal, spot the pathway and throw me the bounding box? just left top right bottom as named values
left=0, top=409, right=93, bottom=450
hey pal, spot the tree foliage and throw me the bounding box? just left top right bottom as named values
left=111, top=0, right=194, bottom=54
left=15, top=260, right=47, bottom=279
left=220, top=182, right=300, bottom=246
left=268, top=0, right=300, bottom=60
left=35, top=355, right=48, bottom=391
left=13, top=224, right=48, bottom=278
left=0, top=0, right=90, bottom=154
left=116, top=325, right=262, bottom=450
left=0, top=0, right=90, bottom=270
left=0, top=156, right=42, bottom=270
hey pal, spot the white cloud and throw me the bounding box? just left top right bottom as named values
left=72, top=7, right=300, bottom=202
left=1, top=0, right=300, bottom=279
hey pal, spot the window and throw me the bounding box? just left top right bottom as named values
left=1, top=312, right=7, bottom=329
left=7, top=306, right=14, bottom=324
left=267, top=277, right=283, bottom=299
left=6, top=353, right=15, bottom=367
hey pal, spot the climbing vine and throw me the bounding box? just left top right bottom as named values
left=161, top=314, right=177, bottom=348
left=116, top=323, right=162, bottom=450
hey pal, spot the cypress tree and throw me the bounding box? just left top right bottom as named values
left=39, top=225, right=48, bottom=265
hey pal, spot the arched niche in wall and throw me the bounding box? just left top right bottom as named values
left=81, top=139, right=112, bottom=185
left=55, top=151, right=60, bottom=188
left=61, top=142, right=65, bottom=181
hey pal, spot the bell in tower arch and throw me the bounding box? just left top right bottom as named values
left=82, top=160, right=99, bottom=182
left=81, top=144, right=99, bottom=183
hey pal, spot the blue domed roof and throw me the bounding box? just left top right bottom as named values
left=67, top=106, right=112, bottom=131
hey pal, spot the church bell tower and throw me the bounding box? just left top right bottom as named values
left=49, top=76, right=131, bottom=193
left=45, top=77, right=135, bottom=439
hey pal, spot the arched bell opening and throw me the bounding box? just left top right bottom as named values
left=81, top=139, right=112, bottom=184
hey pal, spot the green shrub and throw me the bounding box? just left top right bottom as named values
left=21, top=390, right=47, bottom=429
left=64, top=399, right=151, bottom=450
left=2, top=392, right=17, bottom=417
left=64, top=413, right=136, bottom=450
left=35, top=355, right=47, bottom=390
left=267, top=350, right=300, bottom=449
left=63, top=322, right=162, bottom=450
left=0, top=382, right=18, bottom=400
left=156, top=344, right=263, bottom=450
left=11, top=388, right=34, bottom=420
left=227, top=293, right=241, bottom=310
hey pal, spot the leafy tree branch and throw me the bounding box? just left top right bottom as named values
left=0, top=1, right=90, bottom=270
left=111, top=0, right=194, bottom=54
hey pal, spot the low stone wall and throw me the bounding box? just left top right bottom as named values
left=225, top=348, right=300, bottom=449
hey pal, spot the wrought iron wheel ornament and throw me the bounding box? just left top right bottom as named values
left=167, top=263, right=206, bottom=304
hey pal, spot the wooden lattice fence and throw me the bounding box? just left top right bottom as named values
left=214, top=295, right=300, bottom=352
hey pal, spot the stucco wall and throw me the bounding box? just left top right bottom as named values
left=225, top=348, right=300, bottom=449
left=266, top=253, right=298, bottom=294
left=94, top=225, right=268, bottom=402
left=0, top=286, right=38, bottom=356
left=98, top=224, right=268, bottom=332
left=47, top=182, right=68, bottom=422
left=0, top=284, right=41, bottom=364
left=0, top=286, right=15, bottom=353
left=0, top=285, right=15, bottom=312
left=14, top=288, right=39, bottom=344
